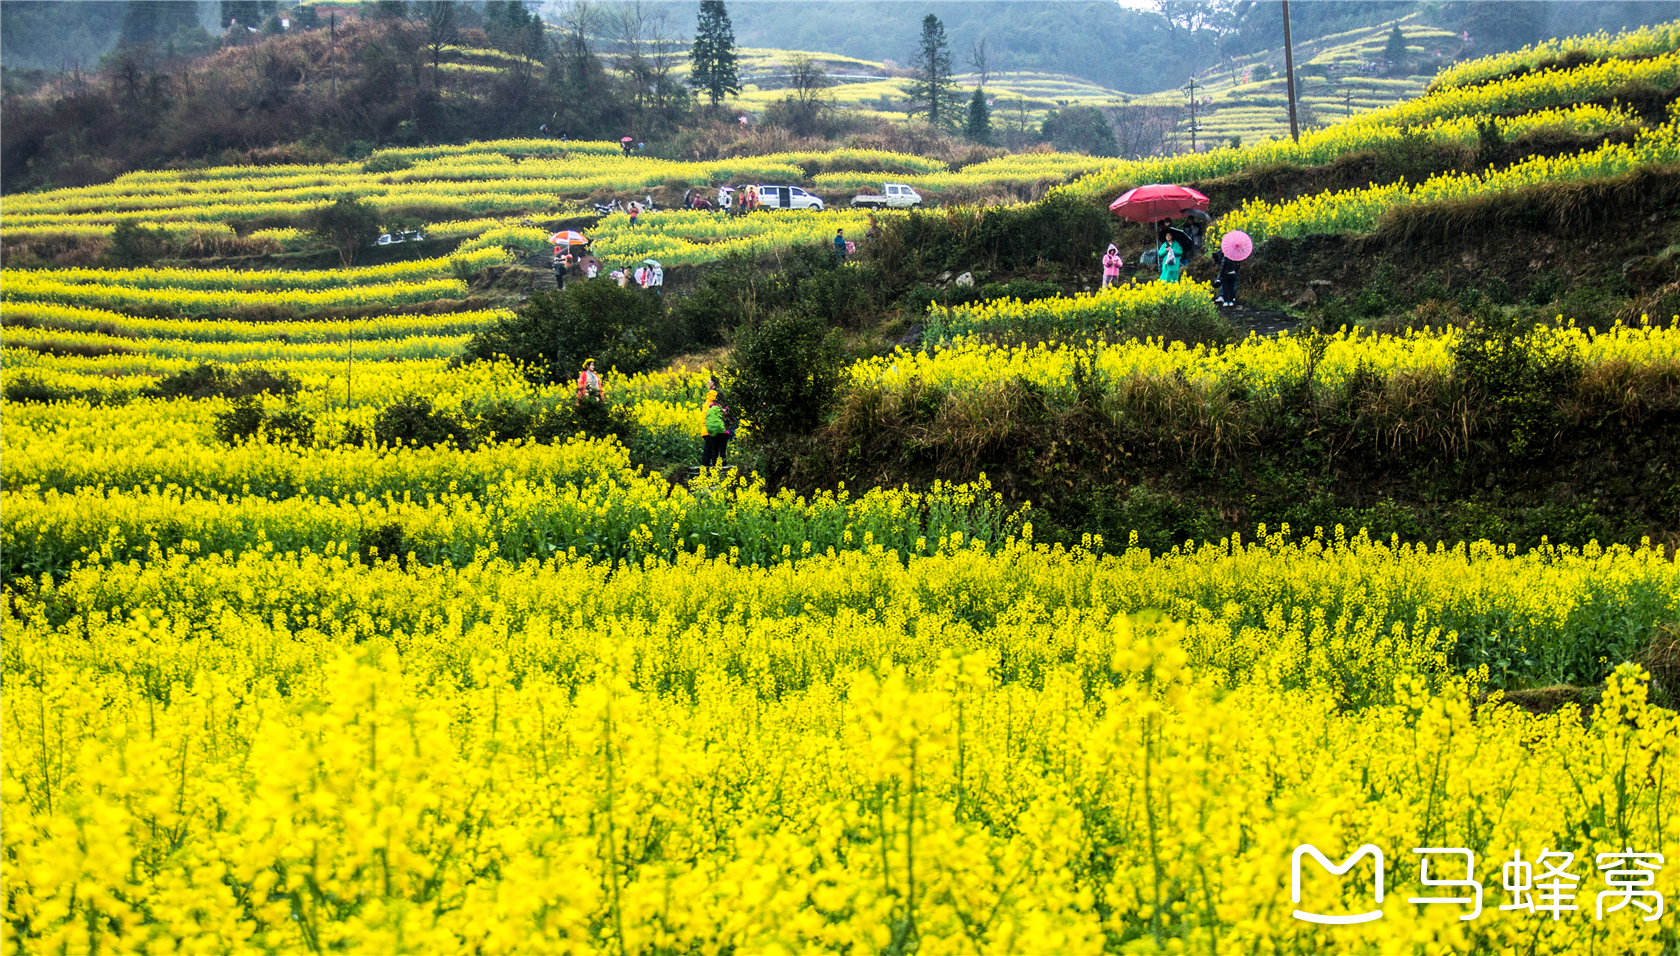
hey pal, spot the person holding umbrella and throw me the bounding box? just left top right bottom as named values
left=1157, top=226, right=1185, bottom=283
left=1213, top=230, right=1251, bottom=306
left=620, top=136, right=635, bottom=157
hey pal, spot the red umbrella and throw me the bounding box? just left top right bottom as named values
left=1109, top=184, right=1210, bottom=223
left=621, top=136, right=634, bottom=143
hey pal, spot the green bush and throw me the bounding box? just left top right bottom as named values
left=1453, top=308, right=1583, bottom=460
left=374, top=397, right=474, bottom=450
left=3, top=376, right=122, bottom=406
left=360, top=153, right=415, bottom=174
left=669, top=253, right=762, bottom=348
left=306, top=196, right=382, bottom=267
left=904, top=278, right=1063, bottom=310
left=1039, top=106, right=1119, bottom=157
left=461, top=282, right=664, bottom=385
left=101, top=222, right=174, bottom=268
left=144, top=363, right=302, bottom=400
left=212, top=398, right=316, bottom=446
left=725, top=311, right=845, bottom=438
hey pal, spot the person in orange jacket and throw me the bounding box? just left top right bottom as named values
left=577, top=358, right=604, bottom=401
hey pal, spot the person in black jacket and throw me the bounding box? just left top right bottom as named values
left=1212, top=248, right=1240, bottom=306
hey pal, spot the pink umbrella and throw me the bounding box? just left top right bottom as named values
left=1220, top=229, right=1253, bottom=262
left=1108, top=184, right=1210, bottom=223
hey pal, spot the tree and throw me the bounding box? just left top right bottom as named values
left=1383, top=23, right=1408, bottom=71
left=484, top=1, right=543, bottom=59
left=968, top=36, right=991, bottom=88
left=689, top=0, right=739, bottom=110
left=1040, top=106, right=1119, bottom=157
left=904, top=14, right=958, bottom=130
left=461, top=282, right=663, bottom=385
left=964, top=87, right=992, bottom=144
left=219, top=1, right=275, bottom=31
left=724, top=310, right=844, bottom=438
left=307, top=197, right=382, bottom=267
left=773, top=53, right=831, bottom=136
left=609, top=1, right=681, bottom=124
left=419, top=1, right=460, bottom=87
left=121, top=1, right=200, bottom=47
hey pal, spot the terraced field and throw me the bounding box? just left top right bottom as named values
left=5, top=20, right=1680, bottom=956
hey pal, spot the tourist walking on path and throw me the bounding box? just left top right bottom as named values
left=1212, top=248, right=1240, bottom=306
left=702, top=396, right=732, bottom=467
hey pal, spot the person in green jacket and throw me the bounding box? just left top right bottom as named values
left=702, top=398, right=732, bottom=467
left=1157, top=228, right=1185, bottom=283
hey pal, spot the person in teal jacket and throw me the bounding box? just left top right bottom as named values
left=1157, top=229, right=1185, bottom=283
left=702, top=398, right=732, bottom=467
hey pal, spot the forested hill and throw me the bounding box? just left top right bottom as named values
left=721, top=0, right=1680, bottom=93
left=9, top=1, right=1680, bottom=96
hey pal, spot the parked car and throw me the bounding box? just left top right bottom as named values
left=751, top=185, right=824, bottom=211
left=850, top=183, right=923, bottom=209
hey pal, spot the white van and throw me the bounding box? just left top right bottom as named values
left=751, top=185, right=824, bottom=211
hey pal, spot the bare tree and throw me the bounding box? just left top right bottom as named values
left=968, top=36, right=990, bottom=89
left=645, top=6, right=683, bottom=110
left=778, top=53, right=832, bottom=135
left=606, top=1, right=682, bottom=119
left=607, top=1, right=652, bottom=117
left=1106, top=104, right=1182, bottom=158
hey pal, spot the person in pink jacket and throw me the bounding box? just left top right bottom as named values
left=1101, top=243, right=1123, bottom=288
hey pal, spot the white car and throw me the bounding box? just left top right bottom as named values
left=751, top=185, right=824, bottom=211
left=851, top=183, right=923, bottom=208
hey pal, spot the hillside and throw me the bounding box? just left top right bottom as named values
left=5, top=18, right=1679, bottom=553
left=5, top=18, right=1680, bottom=956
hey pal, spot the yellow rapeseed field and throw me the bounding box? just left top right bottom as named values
left=5, top=530, right=1677, bottom=953
left=7, top=22, right=1680, bottom=952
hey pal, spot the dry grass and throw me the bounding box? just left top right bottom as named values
left=1637, top=622, right=1680, bottom=706
left=1378, top=166, right=1680, bottom=248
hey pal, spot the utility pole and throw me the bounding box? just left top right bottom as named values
left=1282, top=0, right=1299, bottom=142
left=330, top=12, right=336, bottom=100
left=1343, top=88, right=1353, bottom=121
left=1184, top=76, right=1199, bottom=153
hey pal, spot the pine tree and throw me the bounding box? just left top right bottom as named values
left=905, top=14, right=957, bottom=130
left=964, top=87, right=992, bottom=144
left=689, top=0, right=740, bottom=109
left=1383, top=24, right=1408, bottom=70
